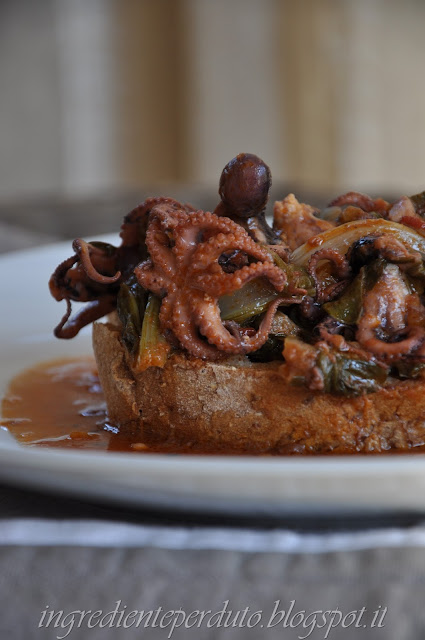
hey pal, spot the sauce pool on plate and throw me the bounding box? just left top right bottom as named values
left=0, top=358, right=141, bottom=452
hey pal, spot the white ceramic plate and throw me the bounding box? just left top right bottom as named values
left=1, top=237, right=425, bottom=516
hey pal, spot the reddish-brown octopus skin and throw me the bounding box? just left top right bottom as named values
left=49, top=197, right=192, bottom=339
left=134, top=202, right=289, bottom=359
left=218, top=152, right=271, bottom=218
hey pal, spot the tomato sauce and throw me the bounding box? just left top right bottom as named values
left=0, top=359, right=137, bottom=452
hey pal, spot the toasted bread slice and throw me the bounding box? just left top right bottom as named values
left=93, top=321, right=425, bottom=454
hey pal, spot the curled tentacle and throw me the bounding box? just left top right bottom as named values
left=356, top=265, right=425, bottom=360
left=54, top=296, right=116, bottom=339
left=357, top=313, right=425, bottom=360
left=49, top=255, right=79, bottom=301
left=192, top=261, right=286, bottom=298
left=173, top=210, right=249, bottom=265
left=189, top=231, right=272, bottom=271
left=195, top=295, right=289, bottom=355
left=307, top=248, right=351, bottom=303
left=53, top=298, right=72, bottom=337
left=168, top=294, right=222, bottom=360
left=144, top=215, right=178, bottom=281
left=188, top=232, right=286, bottom=297
left=72, top=239, right=121, bottom=284
left=328, top=191, right=390, bottom=214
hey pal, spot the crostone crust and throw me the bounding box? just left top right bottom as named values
left=93, top=321, right=425, bottom=454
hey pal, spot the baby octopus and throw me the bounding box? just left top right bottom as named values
left=134, top=202, right=289, bottom=359
left=49, top=197, right=193, bottom=338
left=49, top=154, right=292, bottom=357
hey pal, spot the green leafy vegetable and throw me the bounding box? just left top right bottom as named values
left=394, top=362, right=425, bottom=379
left=219, top=253, right=314, bottom=326
left=219, top=278, right=280, bottom=324
left=135, top=293, right=170, bottom=371
left=317, top=350, right=388, bottom=396
left=117, top=276, right=147, bottom=354
left=268, top=249, right=315, bottom=296
left=323, top=259, right=387, bottom=324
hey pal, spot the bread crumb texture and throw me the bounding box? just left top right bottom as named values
left=93, top=322, right=425, bottom=454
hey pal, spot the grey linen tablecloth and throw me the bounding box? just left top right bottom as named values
left=0, top=482, right=425, bottom=640
left=1, top=201, right=425, bottom=640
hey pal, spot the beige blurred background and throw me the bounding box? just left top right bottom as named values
left=1, top=0, right=425, bottom=239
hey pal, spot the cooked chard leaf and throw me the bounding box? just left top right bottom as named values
left=219, top=278, right=280, bottom=324
left=135, top=293, right=170, bottom=371
left=269, top=249, right=315, bottom=296
left=318, top=351, right=388, bottom=396
left=219, top=254, right=314, bottom=326
left=394, top=361, right=425, bottom=379
left=323, top=273, right=364, bottom=324
left=117, top=276, right=147, bottom=354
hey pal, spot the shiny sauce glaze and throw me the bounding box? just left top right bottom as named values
left=0, top=358, right=252, bottom=455
left=1, top=359, right=139, bottom=453
left=1, top=358, right=425, bottom=455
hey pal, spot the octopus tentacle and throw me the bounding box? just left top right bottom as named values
left=173, top=211, right=248, bottom=254
left=307, top=248, right=351, bottom=303
left=49, top=255, right=79, bottom=300
left=188, top=231, right=272, bottom=271
left=169, top=294, right=222, bottom=360
left=134, top=260, right=169, bottom=297
left=72, top=239, right=121, bottom=284
left=357, top=318, right=425, bottom=359
left=195, top=295, right=288, bottom=354
left=144, top=214, right=180, bottom=280
left=188, top=232, right=286, bottom=296
left=356, top=274, right=425, bottom=359
left=53, top=298, right=72, bottom=337
left=120, top=197, right=193, bottom=246
left=193, top=261, right=286, bottom=297
left=54, top=296, right=116, bottom=339
left=328, top=192, right=390, bottom=213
